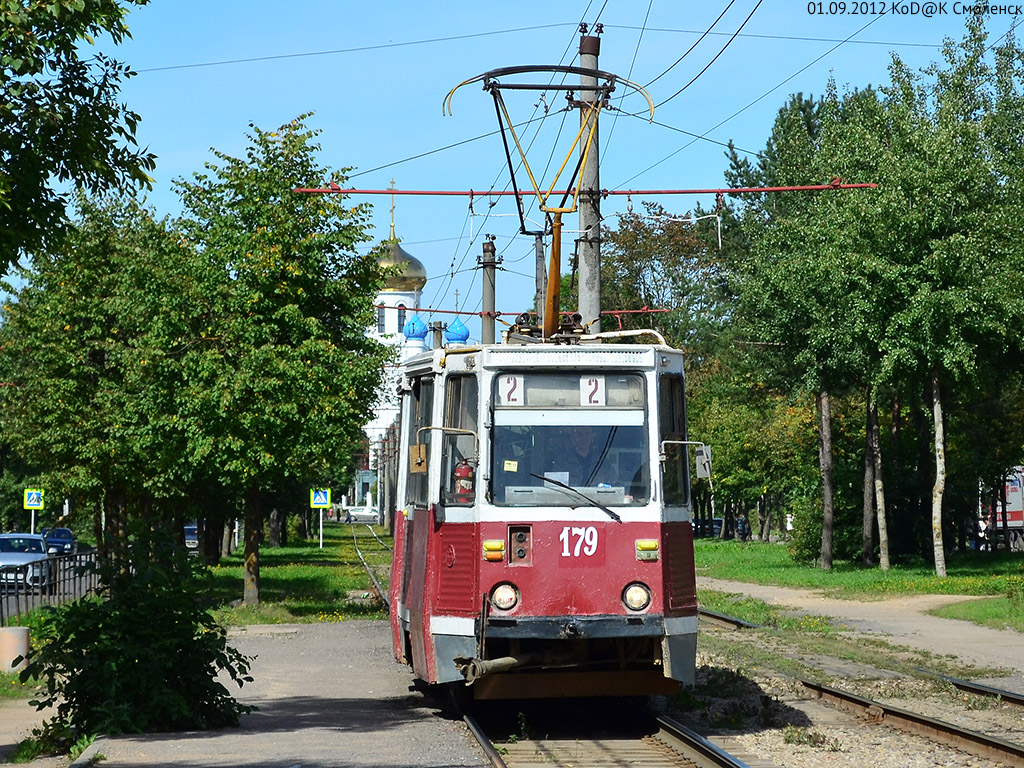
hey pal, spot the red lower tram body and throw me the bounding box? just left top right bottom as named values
left=390, top=507, right=697, bottom=699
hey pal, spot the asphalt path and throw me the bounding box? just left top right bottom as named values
left=85, top=622, right=484, bottom=768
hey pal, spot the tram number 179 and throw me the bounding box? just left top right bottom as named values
left=559, top=526, right=598, bottom=557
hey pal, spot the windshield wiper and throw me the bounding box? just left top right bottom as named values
left=528, top=473, right=622, bottom=523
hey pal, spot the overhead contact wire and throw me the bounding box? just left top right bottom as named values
left=618, top=12, right=883, bottom=187
left=655, top=0, right=764, bottom=110
left=643, top=1, right=736, bottom=89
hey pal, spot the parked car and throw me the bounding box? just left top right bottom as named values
left=0, top=533, right=56, bottom=593
left=344, top=506, right=380, bottom=524
left=694, top=517, right=750, bottom=540
left=41, top=526, right=78, bottom=554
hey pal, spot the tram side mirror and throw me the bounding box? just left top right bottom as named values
left=695, top=445, right=712, bottom=479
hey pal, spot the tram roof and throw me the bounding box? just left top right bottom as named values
left=398, top=339, right=684, bottom=377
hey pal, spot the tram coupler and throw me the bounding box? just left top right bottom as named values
left=454, top=654, right=538, bottom=684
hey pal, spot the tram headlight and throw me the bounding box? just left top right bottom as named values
left=622, top=582, right=652, bottom=612
left=490, top=583, right=519, bottom=611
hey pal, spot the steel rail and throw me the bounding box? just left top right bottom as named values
left=361, top=523, right=393, bottom=552
left=918, top=669, right=1024, bottom=708
left=800, top=679, right=1024, bottom=767
left=656, top=715, right=754, bottom=768
left=349, top=524, right=389, bottom=611
left=697, top=607, right=761, bottom=630
left=463, top=712, right=508, bottom=768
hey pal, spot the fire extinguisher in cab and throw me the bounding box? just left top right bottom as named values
left=453, top=460, right=474, bottom=503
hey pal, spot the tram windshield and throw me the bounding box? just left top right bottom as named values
left=490, top=372, right=649, bottom=507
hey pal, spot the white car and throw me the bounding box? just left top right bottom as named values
left=345, top=507, right=381, bottom=524
left=0, top=533, right=56, bottom=593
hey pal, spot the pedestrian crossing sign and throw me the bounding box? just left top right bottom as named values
left=23, top=489, right=44, bottom=510
left=310, top=488, right=331, bottom=509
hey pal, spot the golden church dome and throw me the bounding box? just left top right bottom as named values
left=379, top=239, right=427, bottom=292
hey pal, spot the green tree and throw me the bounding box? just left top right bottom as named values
left=727, top=17, right=1024, bottom=575
left=0, top=0, right=155, bottom=270
left=0, top=194, right=198, bottom=557
left=724, top=88, right=883, bottom=569
left=851, top=19, right=1024, bottom=575
left=175, top=115, right=390, bottom=604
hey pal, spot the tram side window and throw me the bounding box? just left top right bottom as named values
left=660, top=375, right=689, bottom=506
left=406, top=377, right=434, bottom=507
left=442, top=375, right=479, bottom=505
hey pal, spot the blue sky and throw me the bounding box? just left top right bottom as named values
left=105, top=1, right=1016, bottom=340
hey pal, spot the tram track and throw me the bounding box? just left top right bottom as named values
left=800, top=678, right=1024, bottom=766
left=460, top=671, right=1024, bottom=768
left=921, top=669, right=1024, bottom=708
left=348, top=522, right=390, bottom=611
left=697, top=607, right=761, bottom=631
left=694, top=608, right=1024, bottom=766
left=463, top=709, right=761, bottom=768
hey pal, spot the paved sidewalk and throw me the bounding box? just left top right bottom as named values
left=698, top=576, right=1024, bottom=695
left=3, top=621, right=488, bottom=768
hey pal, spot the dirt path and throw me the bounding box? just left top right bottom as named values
left=697, top=577, right=1024, bottom=694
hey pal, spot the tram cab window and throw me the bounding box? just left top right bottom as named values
left=406, top=377, right=434, bottom=507
left=442, top=375, right=479, bottom=506
left=660, top=374, right=689, bottom=506
left=490, top=372, right=650, bottom=506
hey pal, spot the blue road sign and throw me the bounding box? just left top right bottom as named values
left=310, top=489, right=331, bottom=509
left=23, top=489, right=44, bottom=510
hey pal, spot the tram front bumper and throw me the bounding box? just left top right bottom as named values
left=481, top=614, right=672, bottom=639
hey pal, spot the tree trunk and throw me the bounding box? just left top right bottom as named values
left=268, top=507, right=282, bottom=547
left=931, top=373, right=947, bottom=578
left=869, top=397, right=891, bottom=570
left=221, top=521, right=233, bottom=559
left=863, top=396, right=876, bottom=567
left=243, top=487, right=262, bottom=605
left=817, top=390, right=835, bottom=570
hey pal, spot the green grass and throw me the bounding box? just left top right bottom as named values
left=208, top=521, right=392, bottom=625
left=697, top=588, right=839, bottom=633
left=0, top=672, right=32, bottom=699
left=698, top=588, right=1008, bottom=680
left=930, top=596, right=1024, bottom=632
left=695, top=538, right=1024, bottom=598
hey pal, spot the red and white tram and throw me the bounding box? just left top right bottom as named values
left=389, top=337, right=698, bottom=699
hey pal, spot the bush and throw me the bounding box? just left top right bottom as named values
left=1007, top=575, right=1024, bottom=611
left=20, top=525, right=253, bottom=740
left=786, top=490, right=823, bottom=564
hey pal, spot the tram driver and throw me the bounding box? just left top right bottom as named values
left=545, top=425, right=611, bottom=487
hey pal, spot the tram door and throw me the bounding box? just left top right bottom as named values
left=404, top=374, right=433, bottom=676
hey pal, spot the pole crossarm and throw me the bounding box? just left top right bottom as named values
left=293, top=181, right=878, bottom=196
left=443, top=65, right=654, bottom=122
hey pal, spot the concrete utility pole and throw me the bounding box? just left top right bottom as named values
left=480, top=238, right=498, bottom=344
left=578, top=26, right=602, bottom=333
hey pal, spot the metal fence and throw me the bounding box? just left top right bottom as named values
left=0, top=551, right=100, bottom=628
